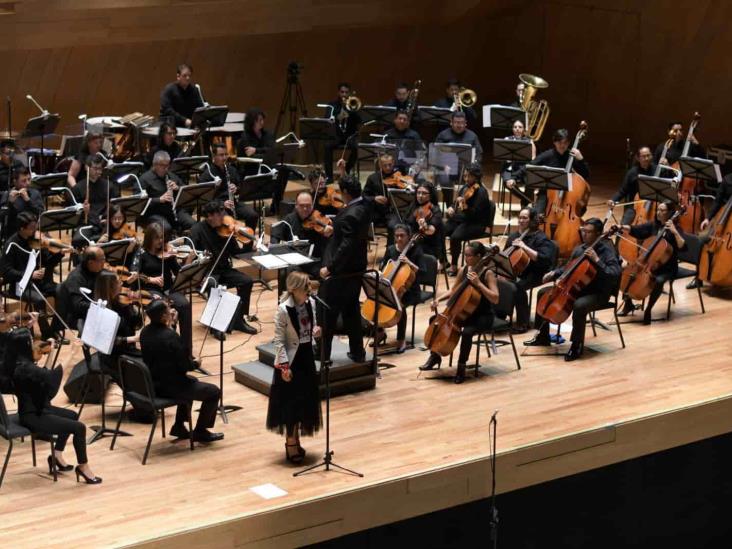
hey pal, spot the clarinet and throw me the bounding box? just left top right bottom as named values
left=166, top=173, right=178, bottom=222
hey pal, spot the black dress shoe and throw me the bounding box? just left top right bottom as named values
left=232, top=320, right=258, bottom=335
left=524, top=334, right=551, bottom=347
left=191, top=430, right=224, bottom=443
left=686, top=278, right=703, bottom=289
left=170, top=424, right=190, bottom=440
left=419, top=354, right=441, bottom=371
left=564, top=345, right=583, bottom=362
left=347, top=352, right=366, bottom=363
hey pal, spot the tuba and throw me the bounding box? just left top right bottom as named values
left=519, top=73, right=550, bottom=141
left=452, top=87, right=477, bottom=111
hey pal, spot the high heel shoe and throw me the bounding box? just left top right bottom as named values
left=75, top=466, right=102, bottom=485
left=47, top=455, right=73, bottom=473
left=285, top=443, right=304, bottom=464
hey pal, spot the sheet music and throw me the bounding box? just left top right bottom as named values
left=81, top=301, right=121, bottom=355
left=278, top=252, right=313, bottom=266
left=200, top=286, right=225, bottom=327
left=252, top=254, right=289, bottom=270
left=16, top=250, right=38, bottom=298
left=200, top=286, right=241, bottom=331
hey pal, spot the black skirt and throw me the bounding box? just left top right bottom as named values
left=266, top=342, right=322, bottom=437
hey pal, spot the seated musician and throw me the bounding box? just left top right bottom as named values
left=615, top=200, right=686, bottom=324
left=145, top=122, right=182, bottom=168
left=385, top=110, right=424, bottom=172
left=0, top=167, right=44, bottom=238
left=406, top=182, right=444, bottom=260
left=96, top=205, right=140, bottom=268
left=199, top=142, right=259, bottom=229
left=376, top=224, right=424, bottom=354
left=444, top=163, right=493, bottom=276
left=54, top=246, right=106, bottom=333
left=191, top=201, right=257, bottom=335
left=139, top=150, right=195, bottom=233
left=509, top=128, right=589, bottom=215
left=70, top=153, right=119, bottom=247
left=500, top=119, right=536, bottom=206
left=140, top=300, right=223, bottom=443
left=385, top=82, right=410, bottom=111
left=132, top=223, right=196, bottom=359
left=323, top=82, right=361, bottom=182
left=0, top=138, right=24, bottom=193
left=271, top=191, right=331, bottom=278
left=607, top=146, right=658, bottom=225
left=654, top=121, right=705, bottom=166
left=433, top=78, right=477, bottom=125
left=309, top=167, right=342, bottom=216
left=502, top=208, right=556, bottom=332
left=435, top=111, right=483, bottom=163
left=159, top=63, right=203, bottom=129
left=0, top=212, right=62, bottom=339
left=420, top=241, right=499, bottom=384
left=67, top=131, right=104, bottom=189
left=525, top=218, right=621, bottom=361
left=510, top=81, right=524, bottom=108
left=363, top=152, right=403, bottom=244
left=700, top=171, right=732, bottom=232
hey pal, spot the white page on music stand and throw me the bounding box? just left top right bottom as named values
left=200, top=285, right=225, bottom=327
left=279, top=252, right=312, bottom=266
left=252, top=254, right=289, bottom=270
left=16, top=250, right=38, bottom=297
left=81, top=302, right=121, bottom=355
left=210, top=291, right=240, bottom=332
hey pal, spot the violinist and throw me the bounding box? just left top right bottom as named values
left=385, top=110, right=424, bottom=170
left=525, top=218, right=621, bottom=361
left=134, top=223, right=195, bottom=358
left=55, top=246, right=106, bottom=332
left=70, top=153, right=119, bottom=228
left=377, top=224, right=424, bottom=354
left=501, top=119, right=536, bottom=206
left=0, top=212, right=62, bottom=339
left=0, top=138, right=23, bottom=193
left=94, top=271, right=142, bottom=367
left=419, top=241, right=499, bottom=384
left=444, top=163, right=493, bottom=276
left=615, top=200, right=686, bottom=324
left=363, top=152, right=403, bottom=242
left=199, top=142, right=259, bottom=229
left=511, top=128, right=589, bottom=215
left=310, top=167, right=342, bottom=216
left=159, top=63, right=203, bottom=128
left=406, top=182, right=443, bottom=259
left=654, top=121, right=705, bottom=166
left=607, top=146, right=658, bottom=225
left=66, top=131, right=104, bottom=189
left=139, top=150, right=195, bottom=233
left=323, top=82, right=361, bottom=182
left=96, top=205, right=139, bottom=267
left=191, top=201, right=257, bottom=335
left=144, top=122, right=182, bottom=168
left=502, top=208, right=557, bottom=332
left=0, top=167, right=43, bottom=237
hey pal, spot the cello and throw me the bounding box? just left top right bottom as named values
left=502, top=228, right=531, bottom=276
left=360, top=233, right=422, bottom=328
left=536, top=222, right=619, bottom=325
left=698, top=193, right=732, bottom=287
left=423, top=245, right=499, bottom=356
left=543, top=121, right=591, bottom=259
left=673, top=112, right=705, bottom=233
left=619, top=206, right=685, bottom=300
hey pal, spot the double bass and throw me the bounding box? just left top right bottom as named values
left=543, top=121, right=591, bottom=258
left=536, top=223, right=619, bottom=324
left=360, top=233, right=422, bottom=328
left=673, top=112, right=705, bottom=233
left=620, top=206, right=685, bottom=300
left=698, top=193, right=732, bottom=287
left=423, top=245, right=499, bottom=356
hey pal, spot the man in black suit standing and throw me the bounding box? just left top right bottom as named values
left=318, top=174, right=370, bottom=362
left=140, top=300, right=223, bottom=443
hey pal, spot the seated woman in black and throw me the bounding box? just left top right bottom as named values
left=8, top=328, right=102, bottom=484
left=406, top=182, right=444, bottom=260
left=419, top=241, right=499, bottom=384
left=145, top=122, right=182, bottom=168
left=615, top=200, right=686, bottom=324
left=95, top=205, right=140, bottom=268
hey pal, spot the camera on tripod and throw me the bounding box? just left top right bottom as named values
left=287, top=61, right=303, bottom=80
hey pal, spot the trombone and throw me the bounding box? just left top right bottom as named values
left=451, top=87, right=477, bottom=111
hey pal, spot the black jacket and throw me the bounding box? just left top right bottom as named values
left=140, top=322, right=196, bottom=393
left=323, top=198, right=370, bottom=276
left=552, top=239, right=621, bottom=296
left=56, top=264, right=99, bottom=328
left=159, top=82, right=203, bottom=126
left=190, top=220, right=245, bottom=274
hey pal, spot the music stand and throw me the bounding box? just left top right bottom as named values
left=358, top=141, right=397, bottom=166
left=170, top=156, right=207, bottom=180
left=492, top=139, right=533, bottom=163
left=483, top=105, right=527, bottom=130
left=386, top=137, right=426, bottom=169
left=299, top=117, right=336, bottom=163
left=361, top=270, right=400, bottom=372
left=105, top=161, right=144, bottom=180
left=679, top=156, right=723, bottom=190
left=171, top=256, right=212, bottom=376
left=239, top=172, right=278, bottom=203
left=429, top=142, right=474, bottom=196
left=173, top=181, right=217, bottom=215
left=111, top=194, right=150, bottom=221
left=637, top=175, right=680, bottom=205
left=22, top=113, right=60, bottom=175
left=387, top=188, right=414, bottom=223
left=192, top=105, right=228, bottom=129
left=39, top=206, right=83, bottom=232
left=359, top=105, right=396, bottom=126
left=31, top=172, right=68, bottom=199
left=524, top=165, right=570, bottom=193
left=417, top=106, right=452, bottom=125
left=98, top=239, right=135, bottom=266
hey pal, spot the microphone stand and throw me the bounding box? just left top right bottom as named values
left=295, top=291, right=363, bottom=478
left=488, top=410, right=499, bottom=549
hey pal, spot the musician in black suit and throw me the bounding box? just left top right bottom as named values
left=607, top=146, right=658, bottom=225
left=323, top=82, right=361, bottom=181
left=385, top=110, right=424, bottom=172
left=139, top=150, right=195, bottom=233
left=653, top=121, right=705, bottom=166
left=525, top=218, right=621, bottom=361
left=0, top=167, right=44, bottom=238
left=159, top=63, right=203, bottom=128
left=0, top=139, right=23, bottom=193
left=500, top=119, right=536, bottom=207
left=318, top=174, right=370, bottom=362
left=140, top=300, right=223, bottom=443
left=54, top=246, right=106, bottom=332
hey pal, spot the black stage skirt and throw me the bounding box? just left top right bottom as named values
left=266, top=342, right=322, bottom=436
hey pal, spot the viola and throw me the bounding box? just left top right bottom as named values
left=383, top=171, right=414, bottom=189
left=117, top=288, right=154, bottom=307
left=217, top=215, right=256, bottom=247
left=29, top=233, right=75, bottom=255
left=620, top=207, right=685, bottom=300
left=302, top=210, right=333, bottom=234
left=111, top=223, right=137, bottom=241
left=536, top=225, right=619, bottom=324
left=360, top=234, right=423, bottom=328
left=543, top=121, right=592, bottom=259
left=698, top=193, right=732, bottom=287
left=317, top=186, right=345, bottom=209
left=423, top=246, right=500, bottom=356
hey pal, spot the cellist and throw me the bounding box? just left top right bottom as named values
left=420, top=241, right=499, bottom=384
left=524, top=218, right=620, bottom=361
left=615, top=200, right=686, bottom=324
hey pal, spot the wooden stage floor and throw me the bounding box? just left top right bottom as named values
left=2, top=168, right=732, bottom=548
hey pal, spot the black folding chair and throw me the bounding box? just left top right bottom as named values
left=666, top=233, right=706, bottom=318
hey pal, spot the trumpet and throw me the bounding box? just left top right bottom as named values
left=451, top=87, right=477, bottom=111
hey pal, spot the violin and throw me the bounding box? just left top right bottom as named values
left=413, top=203, right=432, bottom=223
left=117, top=288, right=154, bottom=307
left=216, top=215, right=256, bottom=247
left=317, top=186, right=345, bottom=209
left=104, top=263, right=150, bottom=284
left=360, top=234, right=423, bottom=328
left=32, top=339, right=54, bottom=362
left=423, top=246, right=500, bottom=356
left=383, top=171, right=414, bottom=189
left=698, top=192, right=732, bottom=287
left=620, top=207, right=685, bottom=300
left=302, top=209, right=333, bottom=234
left=111, top=222, right=137, bottom=241
left=29, top=233, right=75, bottom=255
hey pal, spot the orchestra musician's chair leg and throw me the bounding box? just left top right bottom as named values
left=666, top=282, right=674, bottom=321
left=491, top=279, right=522, bottom=371
left=409, top=254, right=438, bottom=347
left=585, top=297, right=625, bottom=349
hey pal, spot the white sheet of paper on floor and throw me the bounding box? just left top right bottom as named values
left=249, top=483, right=288, bottom=500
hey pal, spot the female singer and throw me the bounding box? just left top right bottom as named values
left=406, top=182, right=444, bottom=259
left=9, top=328, right=102, bottom=484
left=266, top=271, right=322, bottom=464
left=420, top=241, right=499, bottom=384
